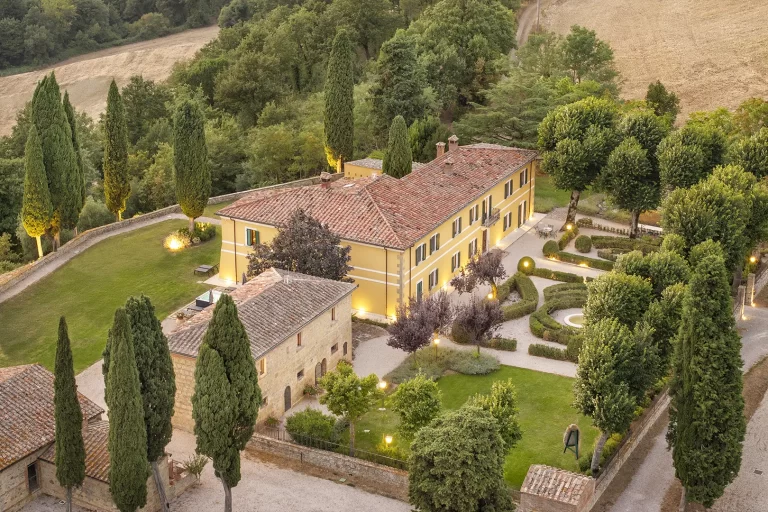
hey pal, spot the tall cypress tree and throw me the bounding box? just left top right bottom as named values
left=103, top=80, right=131, bottom=221
left=21, top=125, right=52, bottom=259
left=324, top=30, right=354, bottom=172
left=63, top=92, right=86, bottom=218
left=125, top=295, right=175, bottom=509
left=192, top=295, right=260, bottom=512
left=382, top=115, right=412, bottom=178
left=54, top=317, right=86, bottom=512
left=30, top=73, right=80, bottom=247
left=174, top=100, right=211, bottom=232
left=668, top=244, right=745, bottom=507
left=106, top=308, right=150, bottom=512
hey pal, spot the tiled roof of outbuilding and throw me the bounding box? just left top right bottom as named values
left=218, top=144, right=537, bottom=250
left=167, top=268, right=356, bottom=360
left=346, top=158, right=426, bottom=171
left=0, top=364, right=103, bottom=471
left=40, top=420, right=111, bottom=482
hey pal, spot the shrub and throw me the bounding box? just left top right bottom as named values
left=596, top=248, right=630, bottom=261
left=543, top=283, right=587, bottom=301
left=179, top=222, right=217, bottom=243
left=558, top=225, right=579, bottom=250
left=543, top=240, right=559, bottom=257
left=528, top=344, right=569, bottom=360
left=566, top=336, right=584, bottom=362
left=385, top=347, right=500, bottom=384
left=591, top=236, right=659, bottom=254
left=517, top=256, right=535, bottom=273
left=163, top=230, right=191, bottom=251
left=501, top=273, right=538, bottom=320
left=181, top=453, right=209, bottom=482
left=530, top=267, right=591, bottom=283
left=576, top=218, right=593, bottom=228
left=450, top=321, right=471, bottom=344
left=285, top=409, right=338, bottom=446
left=661, top=233, right=686, bottom=255
left=77, top=197, right=115, bottom=232
left=575, top=235, right=592, bottom=253
left=554, top=251, right=614, bottom=271
left=449, top=351, right=500, bottom=375
left=488, top=337, right=517, bottom=351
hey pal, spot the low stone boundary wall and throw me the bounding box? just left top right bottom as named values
left=0, top=174, right=342, bottom=300
left=586, top=391, right=671, bottom=511
left=247, top=434, right=408, bottom=501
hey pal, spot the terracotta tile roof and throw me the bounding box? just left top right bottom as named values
left=521, top=465, right=594, bottom=505
left=167, top=268, right=356, bottom=360
left=346, top=158, right=426, bottom=171
left=41, top=420, right=111, bottom=482
left=219, top=145, right=537, bottom=249
left=0, top=364, right=104, bottom=471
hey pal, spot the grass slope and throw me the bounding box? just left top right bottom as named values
left=0, top=220, right=220, bottom=372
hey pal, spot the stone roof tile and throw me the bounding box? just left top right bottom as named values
left=40, top=420, right=111, bottom=482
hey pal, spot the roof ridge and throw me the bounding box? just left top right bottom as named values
left=363, top=183, right=405, bottom=247
left=220, top=186, right=308, bottom=214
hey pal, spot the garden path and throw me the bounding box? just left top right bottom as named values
left=0, top=214, right=220, bottom=305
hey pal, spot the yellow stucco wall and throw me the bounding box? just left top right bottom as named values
left=218, top=160, right=536, bottom=319
left=345, top=163, right=377, bottom=179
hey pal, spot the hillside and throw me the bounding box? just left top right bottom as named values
left=0, top=26, right=219, bottom=136
left=540, top=0, right=768, bottom=120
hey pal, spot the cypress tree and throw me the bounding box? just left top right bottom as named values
left=106, top=308, right=150, bottom=512
left=103, top=80, right=130, bottom=221
left=668, top=244, right=745, bottom=507
left=192, top=295, right=260, bottom=512
left=21, top=125, right=52, bottom=259
left=54, top=317, right=86, bottom=512
left=30, top=73, right=80, bottom=247
left=382, top=115, right=412, bottom=178
left=173, top=100, right=211, bottom=232
left=125, top=295, right=175, bottom=509
left=324, top=30, right=354, bottom=172
left=63, top=92, right=86, bottom=217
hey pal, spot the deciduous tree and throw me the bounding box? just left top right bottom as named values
left=467, top=378, right=522, bottom=450
left=103, top=81, right=130, bottom=221
left=324, top=31, right=354, bottom=172
left=668, top=246, right=745, bottom=507
left=382, top=115, right=412, bottom=178
left=390, top=372, right=442, bottom=439
left=450, top=249, right=507, bottom=298
left=728, top=127, right=768, bottom=179
left=409, top=406, right=513, bottom=512
left=658, top=124, right=726, bottom=192
left=645, top=81, right=680, bottom=123
left=319, top=361, right=379, bottom=456
left=54, top=317, right=85, bottom=512
left=452, top=297, right=504, bottom=354
left=21, top=126, right=52, bottom=259
left=388, top=291, right=453, bottom=353
left=106, top=308, right=150, bottom=512
left=174, top=100, right=211, bottom=232
left=561, top=25, right=617, bottom=85
left=246, top=209, right=352, bottom=282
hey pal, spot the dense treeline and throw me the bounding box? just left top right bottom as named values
left=0, top=0, right=227, bottom=70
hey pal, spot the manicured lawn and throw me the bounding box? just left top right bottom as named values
left=354, top=365, right=597, bottom=489
left=534, top=171, right=573, bottom=213
left=0, top=220, right=221, bottom=373
left=202, top=200, right=234, bottom=219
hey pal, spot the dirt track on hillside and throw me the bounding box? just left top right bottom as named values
left=541, top=0, right=768, bottom=121
left=0, top=26, right=219, bottom=136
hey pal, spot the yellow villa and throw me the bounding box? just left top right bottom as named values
left=216, top=138, right=538, bottom=320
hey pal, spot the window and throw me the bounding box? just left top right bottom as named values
left=518, top=201, right=528, bottom=228
left=415, top=243, right=427, bottom=265
left=331, top=307, right=336, bottom=321
left=452, top=217, right=462, bottom=237
left=297, top=332, right=302, bottom=347
left=451, top=251, right=461, bottom=272
left=343, top=342, right=348, bottom=355
left=503, top=212, right=512, bottom=231
left=331, top=343, right=338, bottom=354
left=27, top=463, right=39, bottom=492
left=468, top=238, right=478, bottom=257
left=245, top=228, right=260, bottom=247
left=469, top=204, right=479, bottom=225
left=519, top=168, right=529, bottom=188
left=429, top=233, right=440, bottom=254
left=504, top=179, right=513, bottom=199
left=416, top=280, right=423, bottom=301
left=297, top=369, right=304, bottom=380
left=428, top=268, right=439, bottom=290
left=259, top=358, right=266, bottom=376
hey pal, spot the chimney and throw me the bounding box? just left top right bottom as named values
left=436, top=142, right=446, bottom=158
left=320, top=171, right=332, bottom=189
left=448, top=134, right=459, bottom=152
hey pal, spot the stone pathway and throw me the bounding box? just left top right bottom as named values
left=0, top=214, right=220, bottom=305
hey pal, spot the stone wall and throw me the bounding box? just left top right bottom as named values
left=172, top=294, right=353, bottom=431
left=38, top=456, right=171, bottom=512
left=0, top=449, right=46, bottom=512
left=0, top=174, right=343, bottom=299
left=247, top=434, right=408, bottom=501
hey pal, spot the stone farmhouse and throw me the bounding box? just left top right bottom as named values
left=215, top=138, right=539, bottom=320
left=168, top=267, right=356, bottom=429
left=0, top=364, right=184, bottom=512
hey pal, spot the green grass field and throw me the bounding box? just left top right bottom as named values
left=0, top=220, right=221, bottom=373
left=354, top=366, right=597, bottom=488
left=202, top=200, right=234, bottom=219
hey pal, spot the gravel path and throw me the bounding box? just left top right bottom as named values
left=0, top=215, right=220, bottom=305
left=353, top=335, right=409, bottom=379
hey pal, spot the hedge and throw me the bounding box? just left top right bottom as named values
left=488, top=337, right=517, bottom=351
left=529, top=267, right=591, bottom=283
left=543, top=240, right=559, bottom=257
left=558, top=226, right=579, bottom=250
left=543, top=283, right=587, bottom=301
left=501, top=273, right=539, bottom=320
left=554, top=251, right=615, bottom=271
left=575, top=235, right=592, bottom=253
left=529, top=292, right=587, bottom=343
left=591, top=236, right=659, bottom=255
left=528, top=344, right=569, bottom=360
left=596, top=248, right=631, bottom=262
